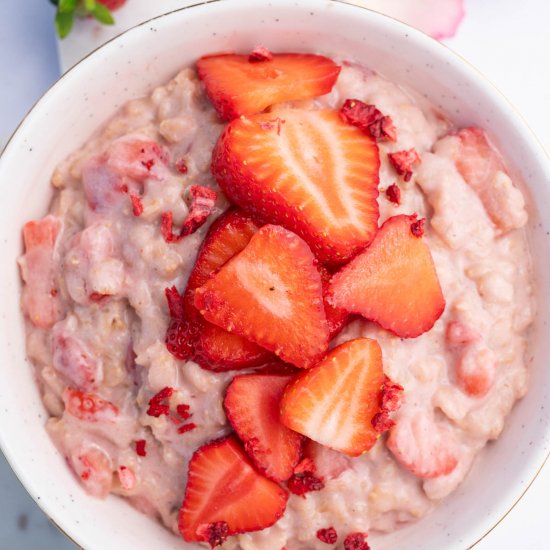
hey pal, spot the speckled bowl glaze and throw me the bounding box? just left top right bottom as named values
left=0, top=1, right=549, bottom=549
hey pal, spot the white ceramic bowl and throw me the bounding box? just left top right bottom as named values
left=1, top=1, right=549, bottom=548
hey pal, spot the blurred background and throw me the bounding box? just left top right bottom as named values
left=1, top=0, right=548, bottom=548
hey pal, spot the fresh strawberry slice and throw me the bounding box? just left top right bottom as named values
left=317, top=264, right=349, bottom=339
left=212, top=109, right=380, bottom=265
left=197, top=53, right=341, bottom=120
left=165, top=208, right=273, bottom=371
left=224, top=373, right=303, bottom=482
left=280, top=338, right=386, bottom=456
left=178, top=435, right=288, bottom=543
left=328, top=215, right=445, bottom=338
left=194, top=225, right=329, bottom=369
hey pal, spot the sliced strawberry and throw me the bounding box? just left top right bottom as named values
left=63, top=388, right=119, bottom=423
left=178, top=435, right=288, bottom=543
left=318, top=264, right=349, bottom=339
left=164, top=208, right=273, bottom=371
left=197, top=53, right=341, bottom=120
left=194, top=225, right=329, bottom=369
left=328, top=215, right=445, bottom=338
left=280, top=338, right=386, bottom=456
left=224, top=374, right=303, bottom=481
left=212, top=109, right=380, bottom=265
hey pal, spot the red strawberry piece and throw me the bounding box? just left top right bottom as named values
left=318, top=264, right=349, bottom=339
left=224, top=373, right=303, bottom=482
left=164, top=208, right=273, bottom=371
left=385, top=183, right=401, bottom=205
left=340, top=99, right=397, bottom=142
left=287, top=458, right=325, bottom=497
left=197, top=53, right=341, bottom=120
left=146, top=386, right=174, bottom=417
left=98, top=0, right=126, bottom=10
left=194, top=225, right=329, bottom=369
left=20, top=216, right=63, bottom=328
left=371, top=376, right=404, bottom=433
left=328, top=214, right=445, bottom=338
left=135, top=440, right=147, bottom=457
left=63, top=388, right=119, bottom=423
left=317, top=527, right=338, bottom=544
left=212, top=109, right=380, bottom=265
left=129, top=193, right=143, bottom=216
left=161, top=185, right=217, bottom=243
left=248, top=45, right=273, bottom=63
left=387, top=410, right=459, bottom=479
left=454, top=127, right=525, bottom=231
left=178, top=435, right=288, bottom=542
left=388, top=148, right=421, bottom=182
left=344, top=532, right=370, bottom=550
left=280, top=338, right=386, bottom=456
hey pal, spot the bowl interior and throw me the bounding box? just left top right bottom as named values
left=0, top=1, right=549, bottom=548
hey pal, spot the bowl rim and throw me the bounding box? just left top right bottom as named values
left=1, top=1, right=549, bottom=548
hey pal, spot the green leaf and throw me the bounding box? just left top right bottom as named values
left=55, top=10, right=74, bottom=38
left=84, top=0, right=96, bottom=11
left=92, top=3, right=115, bottom=25
left=58, top=0, right=77, bottom=14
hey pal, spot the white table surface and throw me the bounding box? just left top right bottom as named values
left=1, top=0, right=548, bottom=548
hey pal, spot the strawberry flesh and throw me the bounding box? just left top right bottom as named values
left=340, top=99, right=397, bottom=142
left=194, top=225, right=329, bottom=369
left=224, top=373, right=303, bottom=481
left=328, top=214, right=445, bottom=338
left=178, top=435, right=288, bottom=542
left=197, top=53, right=341, bottom=120
left=212, top=109, right=380, bottom=265
left=280, top=338, right=386, bottom=456
left=164, top=209, right=273, bottom=370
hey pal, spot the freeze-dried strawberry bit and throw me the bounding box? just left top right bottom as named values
left=129, top=194, right=143, bottom=216
left=385, top=183, right=401, bottom=205
left=147, top=386, right=175, bottom=417
left=141, top=158, right=155, bottom=171
left=161, top=186, right=217, bottom=243
left=165, top=286, right=186, bottom=319
left=380, top=377, right=404, bottom=413
left=287, top=459, right=325, bottom=497
left=317, top=527, right=338, bottom=544
left=177, top=403, right=192, bottom=420
left=344, top=532, right=370, bottom=550
left=340, top=99, right=397, bottom=142
left=175, top=157, right=188, bottom=174
left=248, top=45, right=273, bottom=63
left=197, top=521, right=230, bottom=548
left=371, top=412, right=395, bottom=433
left=178, top=422, right=198, bottom=435
left=135, top=440, right=147, bottom=457
left=410, top=217, right=426, bottom=238
left=388, top=148, right=421, bottom=182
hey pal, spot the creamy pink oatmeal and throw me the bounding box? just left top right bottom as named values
left=19, top=52, right=533, bottom=550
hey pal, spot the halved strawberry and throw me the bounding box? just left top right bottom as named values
left=224, top=373, right=303, bottom=482
left=280, top=338, right=386, bottom=457
left=194, top=225, right=329, bottom=369
left=328, top=215, right=445, bottom=338
left=165, top=208, right=273, bottom=371
left=318, top=264, right=349, bottom=339
left=178, top=435, right=288, bottom=543
left=197, top=53, right=341, bottom=120
left=212, top=109, right=380, bottom=265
